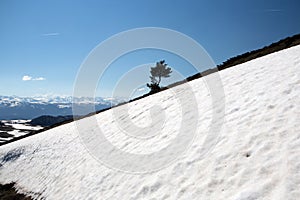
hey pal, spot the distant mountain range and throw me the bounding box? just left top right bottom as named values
left=0, top=95, right=125, bottom=120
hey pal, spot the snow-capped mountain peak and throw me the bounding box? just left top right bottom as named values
left=0, top=95, right=126, bottom=120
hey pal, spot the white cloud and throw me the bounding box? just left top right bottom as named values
left=42, top=32, right=60, bottom=36
left=22, top=75, right=46, bottom=81
left=22, top=75, right=32, bottom=81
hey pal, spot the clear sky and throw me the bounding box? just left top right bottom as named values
left=1, top=0, right=299, bottom=98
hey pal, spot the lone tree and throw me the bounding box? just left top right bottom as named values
left=147, top=60, right=172, bottom=93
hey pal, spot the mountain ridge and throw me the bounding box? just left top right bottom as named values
left=0, top=96, right=125, bottom=120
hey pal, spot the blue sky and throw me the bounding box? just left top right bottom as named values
left=0, top=0, right=299, bottom=98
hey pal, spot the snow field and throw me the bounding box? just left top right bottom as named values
left=0, top=45, right=300, bottom=200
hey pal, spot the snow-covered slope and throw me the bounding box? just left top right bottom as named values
left=0, top=45, right=300, bottom=200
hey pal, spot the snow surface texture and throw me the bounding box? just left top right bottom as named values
left=0, top=45, right=300, bottom=199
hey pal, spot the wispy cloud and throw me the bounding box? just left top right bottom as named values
left=22, top=75, right=46, bottom=81
left=252, top=9, right=283, bottom=13
left=137, top=87, right=146, bottom=92
left=263, top=9, right=282, bottom=12
left=34, top=77, right=46, bottom=81
left=42, top=32, right=60, bottom=36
